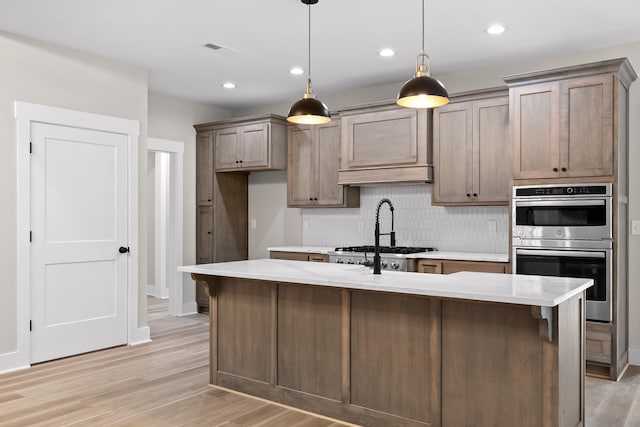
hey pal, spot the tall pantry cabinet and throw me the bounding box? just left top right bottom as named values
left=505, top=58, right=637, bottom=380
left=193, top=114, right=288, bottom=311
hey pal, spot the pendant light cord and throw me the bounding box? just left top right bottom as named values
left=421, top=0, right=425, bottom=54
left=308, top=3, right=311, bottom=82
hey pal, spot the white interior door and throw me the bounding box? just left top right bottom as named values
left=30, top=122, right=128, bottom=364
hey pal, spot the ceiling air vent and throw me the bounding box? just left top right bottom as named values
left=205, top=43, right=223, bottom=51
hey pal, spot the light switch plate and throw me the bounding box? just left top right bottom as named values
left=632, top=220, right=640, bottom=235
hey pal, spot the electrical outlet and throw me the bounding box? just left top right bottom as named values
left=632, top=220, right=640, bottom=235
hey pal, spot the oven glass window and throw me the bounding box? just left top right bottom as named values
left=515, top=205, right=606, bottom=227
left=516, top=254, right=606, bottom=301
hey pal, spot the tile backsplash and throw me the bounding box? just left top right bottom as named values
left=302, top=185, right=509, bottom=254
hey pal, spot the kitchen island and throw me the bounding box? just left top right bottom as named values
left=179, top=259, right=592, bottom=427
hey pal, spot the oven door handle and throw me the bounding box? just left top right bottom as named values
left=514, top=200, right=605, bottom=207
left=515, top=249, right=606, bottom=258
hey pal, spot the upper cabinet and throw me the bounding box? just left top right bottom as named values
left=288, top=119, right=359, bottom=208
left=505, top=59, right=636, bottom=180
left=337, top=102, right=431, bottom=185
left=196, top=131, right=214, bottom=206
left=432, top=88, right=510, bottom=205
left=210, top=114, right=287, bottom=172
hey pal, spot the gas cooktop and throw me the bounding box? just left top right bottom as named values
left=333, top=246, right=437, bottom=255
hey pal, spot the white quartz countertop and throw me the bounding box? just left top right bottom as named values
left=267, top=246, right=335, bottom=254
left=179, top=259, right=591, bottom=307
left=268, top=246, right=509, bottom=262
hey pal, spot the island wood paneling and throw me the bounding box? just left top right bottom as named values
left=199, top=273, right=584, bottom=427
left=350, top=291, right=441, bottom=424
left=217, top=279, right=274, bottom=383
left=277, top=284, right=343, bottom=401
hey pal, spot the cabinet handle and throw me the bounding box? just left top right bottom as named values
left=207, top=199, right=212, bottom=202
left=561, top=167, right=567, bottom=172
left=207, top=231, right=212, bottom=234
left=553, top=167, right=559, bottom=172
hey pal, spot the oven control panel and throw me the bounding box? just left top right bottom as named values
left=514, top=184, right=611, bottom=197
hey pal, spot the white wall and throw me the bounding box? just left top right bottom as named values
left=248, top=171, right=303, bottom=259
left=0, top=31, right=148, bottom=357
left=147, top=152, right=156, bottom=288
left=234, top=42, right=640, bottom=363
left=147, top=92, right=231, bottom=305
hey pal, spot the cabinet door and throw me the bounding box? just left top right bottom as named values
left=559, top=75, right=613, bottom=177
left=240, top=123, right=270, bottom=169
left=215, top=128, right=240, bottom=170
left=288, top=126, right=316, bottom=206
left=196, top=132, right=213, bottom=206
left=511, top=82, right=560, bottom=179
left=473, top=97, right=510, bottom=203
left=433, top=102, right=473, bottom=203
left=316, top=121, right=344, bottom=206
left=196, top=206, right=213, bottom=262
left=344, top=108, right=418, bottom=168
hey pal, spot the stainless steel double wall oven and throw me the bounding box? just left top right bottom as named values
left=512, top=183, right=612, bottom=322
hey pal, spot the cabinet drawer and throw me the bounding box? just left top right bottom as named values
left=442, top=260, right=508, bottom=274
left=586, top=323, right=612, bottom=364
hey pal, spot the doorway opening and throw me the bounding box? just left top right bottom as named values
left=147, top=138, right=188, bottom=317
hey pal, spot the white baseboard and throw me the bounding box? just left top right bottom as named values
left=146, top=284, right=156, bottom=297
left=628, top=347, right=640, bottom=365
left=0, top=349, right=29, bottom=375
left=179, top=301, right=198, bottom=316
left=128, top=326, right=151, bottom=346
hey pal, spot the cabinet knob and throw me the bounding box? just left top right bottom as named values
left=553, top=167, right=559, bottom=172
left=239, top=160, right=243, bottom=163
left=473, top=193, right=478, bottom=197
left=235, top=160, right=239, bottom=164
left=466, top=193, right=471, bottom=197
left=207, top=231, right=212, bottom=234
left=309, top=197, right=313, bottom=201
left=561, top=167, right=567, bottom=172
left=207, top=199, right=212, bottom=202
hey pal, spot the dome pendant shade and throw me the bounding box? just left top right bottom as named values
left=397, top=75, right=449, bottom=109
left=287, top=0, right=331, bottom=125
left=287, top=96, right=332, bottom=125
left=397, top=0, right=449, bottom=109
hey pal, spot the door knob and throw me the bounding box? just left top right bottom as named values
left=119, top=246, right=130, bottom=254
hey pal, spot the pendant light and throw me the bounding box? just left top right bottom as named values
left=397, top=0, right=449, bottom=109
left=287, top=0, right=331, bottom=125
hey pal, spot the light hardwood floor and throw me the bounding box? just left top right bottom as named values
left=0, top=298, right=348, bottom=427
left=1, top=297, right=639, bottom=426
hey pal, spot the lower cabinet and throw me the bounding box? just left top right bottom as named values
left=270, top=251, right=329, bottom=263
left=586, top=322, right=613, bottom=376
left=412, top=259, right=509, bottom=274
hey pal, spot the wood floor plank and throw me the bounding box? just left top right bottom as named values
left=2, top=297, right=639, bottom=426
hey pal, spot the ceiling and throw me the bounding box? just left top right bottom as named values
left=0, top=0, right=639, bottom=110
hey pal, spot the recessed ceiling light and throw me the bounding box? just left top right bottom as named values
left=222, top=82, right=237, bottom=89
left=379, top=48, right=396, bottom=57
left=290, top=67, right=304, bottom=75
left=486, top=24, right=506, bottom=35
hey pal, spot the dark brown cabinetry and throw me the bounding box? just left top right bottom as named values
left=432, top=89, right=510, bottom=205
left=287, top=119, right=359, bottom=208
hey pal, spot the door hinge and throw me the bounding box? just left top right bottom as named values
left=29, top=320, right=32, bottom=331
